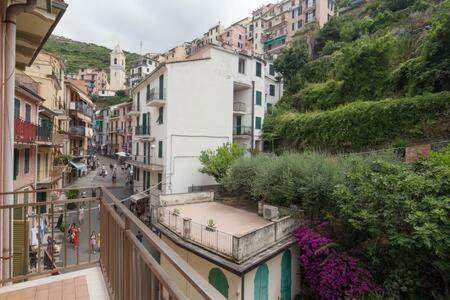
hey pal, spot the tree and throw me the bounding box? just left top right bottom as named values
left=199, top=143, right=245, bottom=182
left=274, top=40, right=309, bottom=81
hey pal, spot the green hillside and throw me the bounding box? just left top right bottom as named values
left=43, top=35, right=141, bottom=74
left=265, top=0, right=450, bottom=153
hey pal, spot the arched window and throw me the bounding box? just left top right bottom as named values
left=254, top=263, right=269, bottom=300
left=208, top=268, right=229, bottom=298
left=281, top=250, right=292, bottom=300
left=114, top=58, right=117, bottom=64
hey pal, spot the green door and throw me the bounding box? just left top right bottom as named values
left=254, top=264, right=269, bottom=300
left=208, top=268, right=229, bottom=298
left=281, top=250, right=292, bottom=300
left=236, top=116, right=242, bottom=135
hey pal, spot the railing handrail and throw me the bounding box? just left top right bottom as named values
left=101, top=187, right=226, bottom=299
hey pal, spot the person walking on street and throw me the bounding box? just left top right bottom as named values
left=112, top=167, right=117, bottom=184
left=78, top=206, right=85, bottom=225
left=90, top=231, right=97, bottom=254
left=73, top=225, right=80, bottom=250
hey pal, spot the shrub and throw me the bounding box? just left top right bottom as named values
left=65, top=189, right=79, bottom=210
left=291, top=80, right=344, bottom=112
left=264, top=92, right=450, bottom=152
left=199, top=142, right=245, bottom=182
left=274, top=40, right=310, bottom=80
left=295, top=226, right=377, bottom=299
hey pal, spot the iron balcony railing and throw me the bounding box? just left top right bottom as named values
left=148, top=88, right=166, bottom=102
left=14, top=117, right=37, bottom=143
left=0, top=187, right=226, bottom=299
left=37, top=125, right=52, bottom=142
left=233, top=125, right=252, bottom=136
left=135, top=126, right=151, bottom=136
left=71, top=102, right=94, bottom=118
left=36, top=166, right=65, bottom=183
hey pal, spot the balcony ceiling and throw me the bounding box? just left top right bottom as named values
left=15, top=0, right=67, bottom=70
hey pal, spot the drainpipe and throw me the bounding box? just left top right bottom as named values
left=3, top=0, right=38, bottom=282
left=251, top=81, right=255, bottom=151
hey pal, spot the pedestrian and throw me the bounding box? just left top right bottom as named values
left=112, top=167, right=117, bottom=184
left=136, top=231, right=143, bottom=243
left=101, top=164, right=106, bottom=177
left=56, top=210, right=63, bottom=231
left=73, top=225, right=80, bottom=250
left=89, top=231, right=97, bottom=254
left=78, top=206, right=85, bottom=225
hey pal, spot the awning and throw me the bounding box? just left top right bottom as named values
left=69, top=161, right=87, bottom=170
left=116, top=152, right=127, bottom=157
left=264, top=34, right=287, bottom=46
left=130, top=192, right=149, bottom=203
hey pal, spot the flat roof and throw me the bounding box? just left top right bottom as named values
left=169, top=202, right=270, bottom=235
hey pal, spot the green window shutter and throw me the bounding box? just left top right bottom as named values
left=158, top=107, right=164, bottom=124
left=270, top=85, right=275, bottom=96
left=256, top=62, right=262, bottom=77
left=254, top=264, right=269, bottom=300
left=256, top=91, right=262, bottom=106
left=24, top=149, right=30, bottom=174
left=281, top=250, right=292, bottom=300
left=208, top=268, right=229, bottom=298
left=136, top=143, right=139, bottom=156
left=13, top=149, right=19, bottom=180
left=256, top=117, right=262, bottom=129
left=158, top=141, right=163, bottom=158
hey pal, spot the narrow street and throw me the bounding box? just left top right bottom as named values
left=57, top=155, right=135, bottom=268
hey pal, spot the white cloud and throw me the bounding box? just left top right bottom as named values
left=54, top=0, right=272, bottom=54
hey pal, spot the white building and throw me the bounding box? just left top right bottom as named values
left=128, top=46, right=282, bottom=194
left=109, top=44, right=126, bottom=91
left=128, top=54, right=159, bottom=88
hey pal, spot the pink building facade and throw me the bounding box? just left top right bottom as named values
left=218, top=24, right=249, bottom=52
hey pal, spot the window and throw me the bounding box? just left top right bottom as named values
left=267, top=103, right=273, bottom=113
left=137, top=92, right=140, bottom=111
left=306, top=11, right=315, bottom=23
left=136, top=142, right=139, bottom=156
left=158, top=141, right=163, bottom=158
left=292, top=10, right=295, bottom=18
left=157, top=173, right=162, bottom=191
left=256, top=91, right=262, bottom=105
left=24, top=149, right=30, bottom=174
left=25, top=104, right=31, bottom=122
left=157, top=107, right=164, bottom=124
left=298, top=20, right=303, bottom=29
left=306, top=0, right=315, bottom=8
left=269, top=64, right=275, bottom=76
left=227, top=31, right=230, bottom=37
left=255, top=117, right=262, bottom=129
left=292, top=22, right=295, bottom=31
left=14, top=98, right=20, bottom=118
left=238, top=58, right=246, bottom=74
left=269, top=84, right=275, bottom=96
left=13, top=149, right=19, bottom=180
left=238, top=34, right=242, bottom=40
left=256, top=62, right=262, bottom=77
left=146, top=84, right=150, bottom=100
left=328, top=0, right=334, bottom=10
left=114, top=58, right=117, bottom=64
left=297, top=7, right=302, bottom=15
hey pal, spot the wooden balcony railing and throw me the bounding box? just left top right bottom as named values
left=14, top=117, right=37, bottom=143
left=0, top=188, right=225, bottom=299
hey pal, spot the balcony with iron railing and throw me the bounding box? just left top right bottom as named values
left=134, top=126, right=151, bottom=136
left=70, top=101, right=94, bottom=118
left=69, top=126, right=92, bottom=138
left=0, top=188, right=225, bottom=299
left=14, top=117, right=37, bottom=143
left=36, top=126, right=52, bottom=143
left=233, top=125, right=252, bottom=137
left=146, top=88, right=166, bottom=107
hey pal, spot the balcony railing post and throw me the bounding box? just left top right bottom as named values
left=183, top=217, right=191, bottom=239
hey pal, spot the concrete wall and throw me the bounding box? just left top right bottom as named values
left=235, top=223, right=276, bottom=261
left=160, top=192, right=214, bottom=206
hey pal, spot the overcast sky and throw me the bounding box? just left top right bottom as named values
left=54, top=0, right=272, bottom=54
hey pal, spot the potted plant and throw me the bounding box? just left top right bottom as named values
left=206, top=219, right=216, bottom=232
